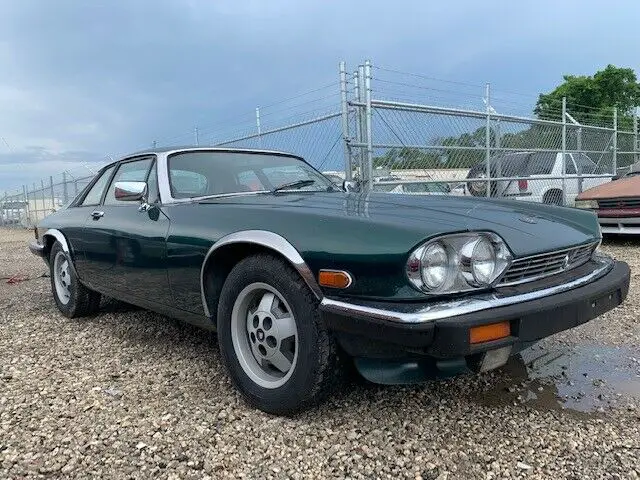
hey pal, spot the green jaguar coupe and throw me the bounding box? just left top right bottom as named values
left=29, top=147, right=630, bottom=414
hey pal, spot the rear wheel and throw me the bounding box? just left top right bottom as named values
left=216, top=254, right=339, bottom=415
left=49, top=241, right=101, bottom=318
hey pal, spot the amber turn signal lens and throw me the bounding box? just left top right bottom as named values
left=469, top=321, right=511, bottom=344
left=318, top=270, right=352, bottom=289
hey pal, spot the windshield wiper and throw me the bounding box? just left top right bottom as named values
left=272, top=179, right=315, bottom=193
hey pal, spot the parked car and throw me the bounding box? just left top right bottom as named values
left=29, top=147, right=630, bottom=414
left=465, top=152, right=611, bottom=205
left=575, top=170, right=640, bottom=234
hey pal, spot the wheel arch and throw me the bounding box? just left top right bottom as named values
left=42, top=228, right=70, bottom=256
left=200, top=230, right=322, bottom=319
left=42, top=228, right=83, bottom=282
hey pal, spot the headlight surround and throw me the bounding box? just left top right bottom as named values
left=406, top=232, right=513, bottom=294
left=574, top=199, right=598, bottom=209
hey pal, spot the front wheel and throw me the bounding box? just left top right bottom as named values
left=216, top=254, right=339, bottom=415
left=49, top=241, right=101, bottom=318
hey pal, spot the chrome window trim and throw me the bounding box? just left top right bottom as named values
left=200, top=230, right=323, bottom=318
left=320, top=255, right=614, bottom=324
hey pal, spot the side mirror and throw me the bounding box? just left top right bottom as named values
left=343, top=179, right=360, bottom=193
left=114, top=181, right=147, bottom=202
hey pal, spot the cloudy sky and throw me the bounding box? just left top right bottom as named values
left=0, top=0, right=638, bottom=192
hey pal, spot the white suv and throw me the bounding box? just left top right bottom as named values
left=465, top=152, right=611, bottom=206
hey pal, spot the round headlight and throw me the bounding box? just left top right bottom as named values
left=421, top=242, right=449, bottom=290
left=470, top=237, right=496, bottom=285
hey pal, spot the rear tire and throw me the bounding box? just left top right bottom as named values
left=49, top=241, right=101, bottom=318
left=216, top=253, right=339, bottom=415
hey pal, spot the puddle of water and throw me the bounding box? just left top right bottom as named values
left=478, top=345, right=640, bottom=415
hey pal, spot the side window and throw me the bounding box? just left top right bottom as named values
left=104, top=158, right=153, bottom=205
left=566, top=156, right=577, bottom=175
left=80, top=166, right=116, bottom=206
left=146, top=162, right=160, bottom=204
left=526, top=153, right=556, bottom=175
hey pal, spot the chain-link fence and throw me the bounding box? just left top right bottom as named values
left=345, top=62, right=639, bottom=205
left=2, top=59, right=639, bottom=228
left=1, top=171, right=94, bottom=228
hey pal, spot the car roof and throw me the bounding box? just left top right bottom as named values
left=125, top=145, right=298, bottom=157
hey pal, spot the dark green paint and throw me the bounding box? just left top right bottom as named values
left=39, top=190, right=601, bottom=324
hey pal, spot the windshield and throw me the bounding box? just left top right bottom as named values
left=168, top=151, right=336, bottom=199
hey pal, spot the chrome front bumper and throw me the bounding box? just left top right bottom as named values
left=320, top=255, right=615, bottom=325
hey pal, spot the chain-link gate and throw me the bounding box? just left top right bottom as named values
left=340, top=61, right=635, bottom=207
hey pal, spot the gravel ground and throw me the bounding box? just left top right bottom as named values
left=0, top=228, right=639, bottom=479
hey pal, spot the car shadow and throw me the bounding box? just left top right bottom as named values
left=602, top=234, right=640, bottom=246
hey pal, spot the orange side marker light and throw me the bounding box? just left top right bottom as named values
left=318, top=270, right=353, bottom=289
left=469, top=321, right=511, bottom=345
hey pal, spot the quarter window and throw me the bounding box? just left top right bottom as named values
left=80, top=166, right=116, bottom=206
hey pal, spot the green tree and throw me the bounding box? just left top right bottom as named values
left=534, top=65, right=640, bottom=129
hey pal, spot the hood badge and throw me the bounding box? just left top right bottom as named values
left=518, top=215, right=538, bottom=224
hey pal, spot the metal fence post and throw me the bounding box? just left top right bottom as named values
left=561, top=97, right=567, bottom=205
left=49, top=176, right=55, bottom=212
left=22, top=185, right=28, bottom=226
left=256, top=107, right=262, bottom=148
left=364, top=60, right=373, bottom=190
left=339, top=61, right=352, bottom=181
left=353, top=68, right=363, bottom=181
left=194, top=126, right=199, bottom=146
left=62, top=172, right=69, bottom=205
left=40, top=179, right=46, bottom=221
left=0, top=193, right=5, bottom=227
left=484, top=83, right=491, bottom=197
left=613, top=106, right=618, bottom=176
left=577, top=125, right=583, bottom=193
left=634, top=107, right=638, bottom=166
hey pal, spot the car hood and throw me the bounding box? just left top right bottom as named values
left=201, top=191, right=600, bottom=257
left=577, top=176, right=640, bottom=200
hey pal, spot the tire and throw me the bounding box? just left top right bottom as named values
left=49, top=241, right=101, bottom=318
left=543, top=190, right=564, bottom=206
left=216, top=253, right=339, bottom=415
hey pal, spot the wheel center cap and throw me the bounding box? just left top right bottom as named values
left=257, top=329, right=265, bottom=341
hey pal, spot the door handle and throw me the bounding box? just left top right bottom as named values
left=91, top=211, right=105, bottom=220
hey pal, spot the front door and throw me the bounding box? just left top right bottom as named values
left=82, top=157, right=173, bottom=306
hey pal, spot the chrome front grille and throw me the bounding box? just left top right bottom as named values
left=598, top=198, right=640, bottom=209
left=499, top=243, right=597, bottom=286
